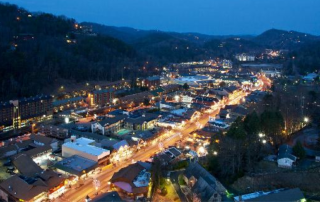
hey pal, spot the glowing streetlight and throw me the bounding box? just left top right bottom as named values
left=174, top=95, right=180, bottom=102
left=112, top=99, right=117, bottom=105
left=198, top=146, right=205, bottom=154
left=262, top=139, right=267, bottom=144
left=213, top=151, right=218, bottom=156
left=304, top=117, right=309, bottom=123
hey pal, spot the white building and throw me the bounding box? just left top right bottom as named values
left=235, top=53, right=255, bottom=62
left=181, top=95, right=193, bottom=104
left=62, top=137, right=110, bottom=162
left=277, top=144, right=297, bottom=169
left=222, top=59, right=232, bottom=68
left=261, top=69, right=281, bottom=78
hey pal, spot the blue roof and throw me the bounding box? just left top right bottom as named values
left=0, top=102, right=14, bottom=109
left=112, top=140, right=129, bottom=150
left=92, top=88, right=114, bottom=94
left=53, top=96, right=83, bottom=106
left=19, top=94, right=52, bottom=104
left=146, top=76, right=160, bottom=81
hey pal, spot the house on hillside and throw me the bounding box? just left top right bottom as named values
left=183, top=162, right=226, bottom=202
left=277, top=144, right=297, bottom=169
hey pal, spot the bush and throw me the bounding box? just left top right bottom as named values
left=172, top=160, right=189, bottom=170
left=178, top=174, right=186, bottom=186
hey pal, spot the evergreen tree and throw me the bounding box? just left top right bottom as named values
left=293, top=141, right=306, bottom=159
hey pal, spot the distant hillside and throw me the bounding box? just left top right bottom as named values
left=81, top=22, right=253, bottom=45
left=81, top=22, right=236, bottom=45
left=132, top=32, right=205, bottom=63
left=204, top=38, right=263, bottom=58
left=0, top=3, right=139, bottom=101
left=291, top=41, right=320, bottom=74
left=252, top=29, right=320, bottom=49
left=1, top=3, right=319, bottom=100
left=80, top=22, right=155, bottom=43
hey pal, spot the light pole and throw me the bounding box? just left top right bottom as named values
left=93, top=179, right=101, bottom=196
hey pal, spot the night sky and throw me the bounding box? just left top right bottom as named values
left=2, top=0, right=320, bottom=35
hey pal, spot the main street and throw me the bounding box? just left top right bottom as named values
left=59, top=76, right=267, bottom=202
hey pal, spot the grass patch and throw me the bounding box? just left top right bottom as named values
left=178, top=174, right=186, bottom=186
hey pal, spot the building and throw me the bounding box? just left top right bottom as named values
left=120, top=91, right=153, bottom=107
left=111, top=161, right=151, bottom=198
left=181, top=94, right=194, bottom=104
left=30, top=134, right=59, bottom=152
left=193, top=96, right=219, bottom=106
left=183, top=162, right=226, bottom=202
left=40, top=125, right=69, bottom=140
left=157, top=147, right=182, bottom=164
left=52, top=96, right=84, bottom=112
left=0, top=102, right=14, bottom=132
left=18, top=145, right=53, bottom=166
left=96, top=79, right=131, bottom=91
left=277, top=144, right=297, bottom=169
left=12, top=154, right=43, bottom=177
left=234, top=188, right=305, bottom=202
left=0, top=173, right=65, bottom=202
left=15, top=95, right=53, bottom=128
left=162, top=84, right=181, bottom=94
left=0, top=140, right=31, bottom=159
left=0, top=95, right=53, bottom=131
left=224, top=86, right=242, bottom=100
left=1, top=154, right=66, bottom=201
left=91, top=191, right=124, bottom=202
left=91, top=114, right=127, bottom=135
left=235, top=53, right=255, bottom=62
left=222, top=59, right=232, bottom=69
left=230, top=106, right=248, bottom=118
left=62, top=137, right=110, bottom=163
left=241, top=63, right=283, bottom=75
left=125, top=113, right=159, bottom=131
left=88, top=89, right=114, bottom=107
left=137, top=76, right=161, bottom=90
left=54, top=155, right=98, bottom=177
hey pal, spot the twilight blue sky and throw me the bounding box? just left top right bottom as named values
left=2, top=0, right=320, bottom=35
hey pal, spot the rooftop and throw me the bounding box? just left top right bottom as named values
left=234, top=188, right=304, bottom=202
left=91, top=191, right=124, bottom=202
left=63, top=137, right=110, bottom=156
left=54, top=155, right=97, bottom=176
left=53, top=96, right=83, bottom=106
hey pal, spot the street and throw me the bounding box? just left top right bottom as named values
left=58, top=77, right=267, bottom=202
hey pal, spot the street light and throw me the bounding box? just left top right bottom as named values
left=93, top=179, right=101, bottom=196
left=304, top=117, right=309, bottom=123
left=65, top=117, right=70, bottom=124
left=174, top=95, right=179, bottom=102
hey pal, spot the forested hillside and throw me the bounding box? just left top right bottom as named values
left=0, top=3, right=140, bottom=101
left=1, top=3, right=319, bottom=101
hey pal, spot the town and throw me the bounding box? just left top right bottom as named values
left=1, top=2, right=320, bottom=202
left=1, top=54, right=319, bottom=202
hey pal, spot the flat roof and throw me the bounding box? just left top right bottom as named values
left=54, top=155, right=97, bottom=176
left=63, top=137, right=110, bottom=156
